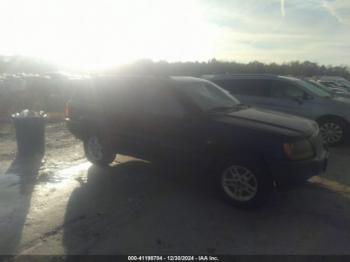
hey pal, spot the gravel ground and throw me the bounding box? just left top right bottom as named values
left=0, top=122, right=84, bottom=176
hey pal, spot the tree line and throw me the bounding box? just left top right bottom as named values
left=115, top=59, right=350, bottom=79
left=0, top=56, right=349, bottom=121
left=0, top=55, right=349, bottom=79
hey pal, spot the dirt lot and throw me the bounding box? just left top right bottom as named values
left=0, top=122, right=83, bottom=175
left=0, top=123, right=350, bottom=255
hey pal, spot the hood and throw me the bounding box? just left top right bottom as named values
left=331, top=96, right=350, bottom=105
left=211, top=107, right=316, bottom=137
left=320, top=96, right=350, bottom=113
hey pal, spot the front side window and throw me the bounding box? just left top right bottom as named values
left=214, top=79, right=242, bottom=94
left=215, top=79, right=269, bottom=97
left=269, top=80, right=306, bottom=99
left=305, top=80, right=332, bottom=93
left=234, top=79, right=270, bottom=97
left=295, top=80, right=331, bottom=98
left=176, top=80, right=240, bottom=112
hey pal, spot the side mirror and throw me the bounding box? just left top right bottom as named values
left=304, top=93, right=314, bottom=100
left=292, top=96, right=304, bottom=104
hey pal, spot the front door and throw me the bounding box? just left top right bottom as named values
left=266, top=79, right=314, bottom=118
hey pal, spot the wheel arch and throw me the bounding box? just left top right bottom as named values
left=213, top=152, right=274, bottom=208
left=316, top=115, right=349, bottom=128
left=212, top=151, right=274, bottom=181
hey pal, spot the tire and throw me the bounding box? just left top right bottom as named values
left=83, top=135, right=115, bottom=166
left=318, top=118, right=346, bottom=146
left=215, top=159, right=273, bottom=209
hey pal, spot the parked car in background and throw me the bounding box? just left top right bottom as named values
left=317, top=80, right=349, bottom=93
left=203, top=74, right=350, bottom=146
left=317, top=76, right=350, bottom=92
left=305, top=79, right=350, bottom=99
left=66, top=76, right=328, bottom=208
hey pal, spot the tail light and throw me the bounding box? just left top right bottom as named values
left=65, top=102, right=71, bottom=119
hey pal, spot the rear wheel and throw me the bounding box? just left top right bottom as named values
left=318, top=118, right=346, bottom=146
left=84, top=135, right=115, bottom=166
left=216, top=160, right=273, bottom=209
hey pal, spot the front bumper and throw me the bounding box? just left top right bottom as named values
left=268, top=149, right=329, bottom=188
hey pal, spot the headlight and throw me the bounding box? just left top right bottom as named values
left=283, top=140, right=315, bottom=160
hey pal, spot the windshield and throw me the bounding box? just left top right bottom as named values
left=176, top=80, right=241, bottom=112
left=296, top=80, right=331, bottom=98
left=305, top=80, right=332, bottom=93
left=336, top=82, right=350, bottom=90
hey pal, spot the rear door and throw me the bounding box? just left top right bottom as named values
left=129, top=80, right=203, bottom=161
left=99, top=79, right=141, bottom=154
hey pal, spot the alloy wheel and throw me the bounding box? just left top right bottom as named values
left=320, top=122, right=343, bottom=145
left=221, top=165, right=258, bottom=202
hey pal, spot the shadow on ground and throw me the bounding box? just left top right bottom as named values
left=62, top=159, right=350, bottom=255
left=0, top=156, right=42, bottom=254
left=322, top=140, right=350, bottom=187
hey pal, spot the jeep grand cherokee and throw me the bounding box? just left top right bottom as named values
left=66, top=76, right=328, bottom=208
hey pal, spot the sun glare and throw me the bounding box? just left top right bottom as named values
left=0, top=0, right=216, bottom=70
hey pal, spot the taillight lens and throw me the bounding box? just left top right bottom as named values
left=65, top=102, right=71, bottom=119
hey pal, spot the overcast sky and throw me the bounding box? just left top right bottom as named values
left=203, top=0, right=350, bottom=65
left=0, top=0, right=349, bottom=69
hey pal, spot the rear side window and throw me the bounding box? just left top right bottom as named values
left=214, top=79, right=269, bottom=97
left=78, top=78, right=185, bottom=118
left=99, top=79, right=137, bottom=112
left=70, top=80, right=96, bottom=104
left=136, top=82, right=185, bottom=118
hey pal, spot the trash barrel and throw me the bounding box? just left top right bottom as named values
left=12, top=110, right=47, bottom=158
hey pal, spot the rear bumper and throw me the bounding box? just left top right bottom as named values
left=268, top=149, right=329, bottom=188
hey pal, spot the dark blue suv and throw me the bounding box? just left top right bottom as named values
left=66, top=76, right=328, bottom=208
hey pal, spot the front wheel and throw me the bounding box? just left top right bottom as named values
left=83, top=135, right=115, bottom=166
left=216, top=160, right=273, bottom=209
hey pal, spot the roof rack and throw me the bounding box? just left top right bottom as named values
left=201, top=73, right=280, bottom=79
left=92, top=74, right=171, bottom=80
